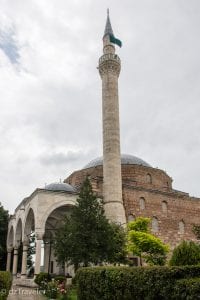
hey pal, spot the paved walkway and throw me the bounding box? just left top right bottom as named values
left=7, top=286, right=45, bottom=300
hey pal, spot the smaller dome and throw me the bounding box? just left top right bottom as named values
left=45, top=182, right=76, bottom=193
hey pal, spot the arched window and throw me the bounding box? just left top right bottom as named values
left=179, top=220, right=185, bottom=234
left=162, top=201, right=168, bottom=214
left=152, top=217, right=159, bottom=233
left=139, top=197, right=145, bottom=210
left=147, top=174, right=152, bottom=184
left=128, top=214, right=135, bottom=222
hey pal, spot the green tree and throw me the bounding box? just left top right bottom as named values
left=169, top=240, right=200, bottom=266
left=54, top=177, right=127, bottom=270
left=127, top=217, right=169, bottom=266
left=192, top=224, right=200, bottom=240
left=0, top=203, right=9, bottom=270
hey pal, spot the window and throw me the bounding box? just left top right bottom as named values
left=139, top=197, right=145, bottom=210
left=179, top=220, right=185, bottom=234
left=162, top=201, right=168, bottom=214
left=128, top=214, right=135, bottom=222
left=152, top=217, right=159, bottom=233
left=147, top=174, right=152, bottom=184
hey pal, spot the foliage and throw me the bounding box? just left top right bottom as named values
left=0, top=204, right=9, bottom=270
left=169, top=240, right=200, bottom=266
left=45, top=280, right=59, bottom=299
left=54, top=177, right=127, bottom=269
left=0, top=271, right=12, bottom=300
left=27, top=232, right=36, bottom=270
left=173, top=278, right=200, bottom=300
left=17, top=233, right=35, bottom=274
left=192, top=224, right=200, bottom=240
left=58, top=286, right=77, bottom=300
left=54, top=275, right=66, bottom=284
left=75, top=266, right=200, bottom=300
left=35, top=273, right=76, bottom=300
left=128, top=217, right=150, bottom=232
left=127, top=217, right=169, bottom=265
left=34, top=272, right=51, bottom=287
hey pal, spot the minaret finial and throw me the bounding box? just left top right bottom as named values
left=104, top=9, right=114, bottom=37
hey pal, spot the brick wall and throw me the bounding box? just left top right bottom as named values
left=65, top=164, right=200, bottom=248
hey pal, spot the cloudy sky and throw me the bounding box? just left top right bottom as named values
left=0, top=0, right=200, bottom=213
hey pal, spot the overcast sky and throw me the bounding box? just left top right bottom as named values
left=0, top=0, right=200, bottom=213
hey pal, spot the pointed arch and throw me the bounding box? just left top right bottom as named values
left=40, top=198, right=76, bottom=233
left=15, top=218, right=23, bottom=247
left=24, top=208, right=35, bottom=241
left=7, top=226, right=14, bottom=249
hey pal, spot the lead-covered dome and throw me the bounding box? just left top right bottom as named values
left=83, top=154, right=151, bottom=169
left=45, top=182, right=76, bottom=193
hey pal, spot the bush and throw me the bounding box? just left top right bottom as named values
left=173, top=278, right=200, bottom=299
left=75, top=266, right=200, bottom=300
left=54, top=275, right=66, bottom=283
left=169, top=241, right=200, bottom=266
left=45, top=280, right=59, bottom=299
left=0, top=271, right=12, bottom=300
left=34, top=272, right=51, bottom=287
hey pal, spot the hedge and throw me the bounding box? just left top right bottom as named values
left=0, top=271, right=12, bottom=300
left=173, top=278, right=200, bottom=300
left=75, top=266, right=200, bottom=300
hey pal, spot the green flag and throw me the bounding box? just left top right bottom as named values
left=109, top=34, right=122, bottom=47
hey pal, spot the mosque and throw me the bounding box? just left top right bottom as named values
left=6, top=12, right=200, bottom=279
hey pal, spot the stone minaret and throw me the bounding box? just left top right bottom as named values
left=98, top=11, right=126, bottom=225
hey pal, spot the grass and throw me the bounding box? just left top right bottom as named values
left=67, top=288, right=77, bottom=300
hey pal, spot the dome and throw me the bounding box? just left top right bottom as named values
left=45, top=182, right=76, bottom=193
left=84, top=154, right=152, bottom=169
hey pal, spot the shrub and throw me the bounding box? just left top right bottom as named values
left=0, top=271, right=12, bottom=300
left=34, top=272, right=51, bottom=287
left=54, top=275, right=66, bottom=284
left=75, top=266, right=200, bottom=300
left=45, top=280, right=59, bottom=299
left=173, top=278, right=200, bottom=299
left=169, top=241, right=200, bottom=266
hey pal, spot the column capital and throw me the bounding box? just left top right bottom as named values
left=35, top=231, right=44, bottom=240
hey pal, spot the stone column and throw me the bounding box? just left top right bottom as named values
left=43, top=241, right=50, bottom=273
left=12, top=247, right=19, bottom=276
left=21, top=241, right=29, bottom=278
left=6, top=249, right=12, bottom=272
left=34, top=232, right=44, bottom=276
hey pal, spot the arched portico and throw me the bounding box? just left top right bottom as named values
left=6, top=187, right=77, bottom=279
left=12, top=219, right=23, bottom=276
left=43, top=204, right=74, bottom=276
left=6, top=226, right=14, bottom=272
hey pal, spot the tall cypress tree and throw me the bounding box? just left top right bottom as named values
left=54, top=177, right=126, bottom=270
left=0, top=203, right=9, bottom=270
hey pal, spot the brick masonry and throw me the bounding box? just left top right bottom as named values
left=65, top=163, right=200, bottom=248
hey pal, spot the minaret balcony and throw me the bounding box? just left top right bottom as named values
left=99, top=53, right=120, bottom=65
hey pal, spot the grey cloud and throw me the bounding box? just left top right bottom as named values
left=0, top=28, right=20, bottom=64
left=0, top=0, right=200, bottom=212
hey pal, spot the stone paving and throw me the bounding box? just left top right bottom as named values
left=7, top=286, right=45, bottom=300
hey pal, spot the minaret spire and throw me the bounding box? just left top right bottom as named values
left=98, top=11, right=126, bottom=225
left=104, top=8, right=114, bottom=37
